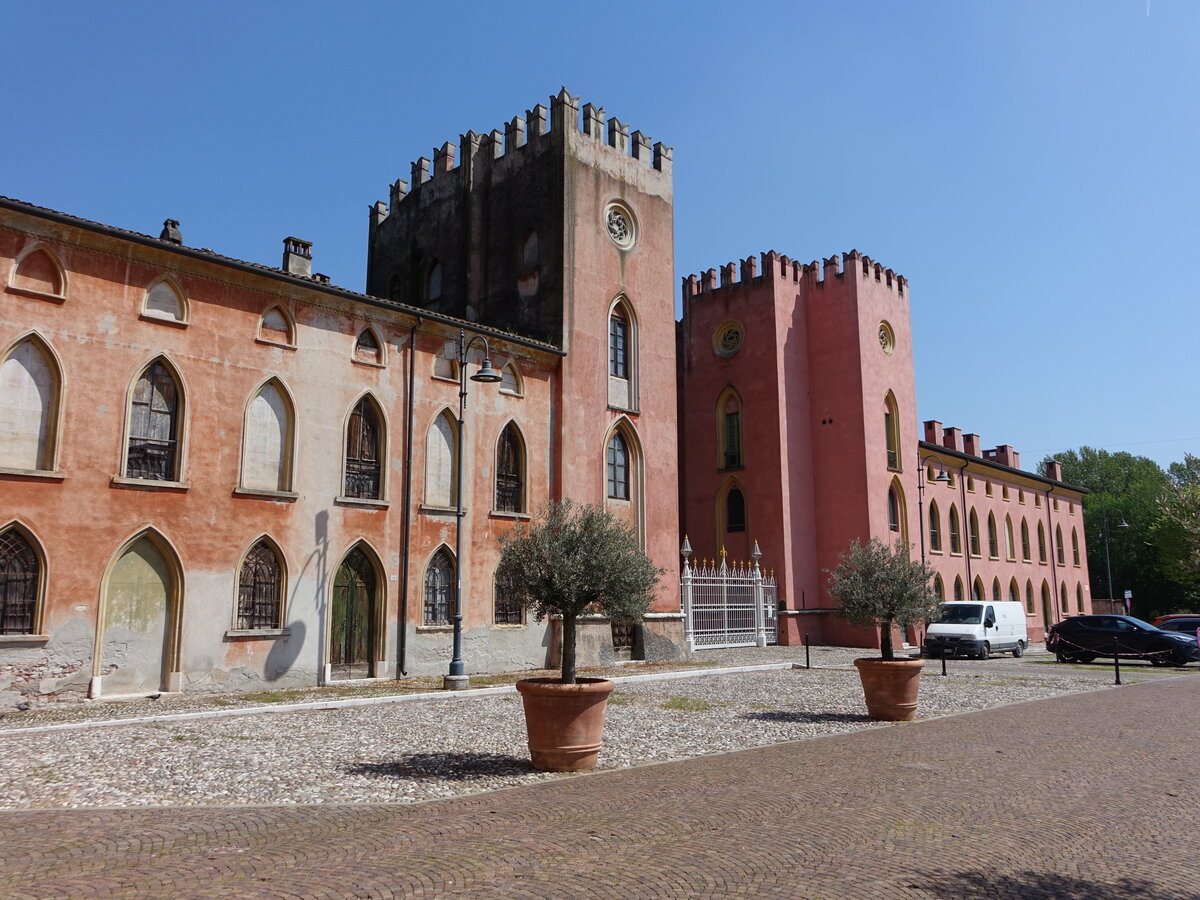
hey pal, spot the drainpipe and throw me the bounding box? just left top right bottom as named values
left=1045, top=486, right=1059, bottom=625
left=959, top=462, right=972, bottom=596
left=398, top=317, right=421, bottom=676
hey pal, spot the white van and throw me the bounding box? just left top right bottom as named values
left=923, top=601, right=1028, bottom=660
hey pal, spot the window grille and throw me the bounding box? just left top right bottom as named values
left=127, top=361, right=179, bottom=480
left=723, top=411, right=742, bottom=468
left=607, top=432, right=629, bottom=499
left=726, top=488, right=746, bottom=532
left=609, top=312, right=628, bottom=378
left=345, top=398, right=382, bottom=499
left=495, top=424, right=523, bottom=512
left=424, top=550, right=453, bottom=625
left=237, top=542, right=282, bottom=630
left=0, top=530, right=37, bottom=634
left=493, top=576, right=522, bottom=625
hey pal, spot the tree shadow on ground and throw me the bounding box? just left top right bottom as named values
left=344, top=752, right=534, bottom=781
left=912, top=870, right=1194, bottom=900
left=739, top=710, right=869, bottom=724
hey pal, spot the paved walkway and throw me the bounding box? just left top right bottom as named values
left=4, top=675, right=1198, bottom=899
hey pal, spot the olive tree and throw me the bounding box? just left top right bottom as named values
left=497, top=499, right=662, bottom=683
left=826, top=538, right=940, bottom=661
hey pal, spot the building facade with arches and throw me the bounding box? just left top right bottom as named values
left=0, top=91, right=684, bottom=706
left=677, top=252, right=1093, bottom=649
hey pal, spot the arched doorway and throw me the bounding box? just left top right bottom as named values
left=331, top=546, right=378, bottom=680
left=99, top=535, right=179, bottom=695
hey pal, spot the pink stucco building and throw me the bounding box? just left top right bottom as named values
left=677, top=252, right=1090, bottom=649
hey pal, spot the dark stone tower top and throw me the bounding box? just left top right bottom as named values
left=365, top=88, right=673, bottom=345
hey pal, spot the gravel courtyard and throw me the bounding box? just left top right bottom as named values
left=1, top=645, right=1192, bottom=810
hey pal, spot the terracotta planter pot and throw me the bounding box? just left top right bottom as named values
left=852, top=657, right=925, bottom=722
left=515, top=677, right=615, bottom=771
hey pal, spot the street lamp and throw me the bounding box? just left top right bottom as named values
left=916, top=452, right=951, bottom=563
left=445, top=328, right=502, bottom=691
left=1100, top=508, right=1130, bottom=609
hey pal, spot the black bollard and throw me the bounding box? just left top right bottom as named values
left=804, top=632, right=811, bottom=669
left=941, top=646, right=947, bottom=677
left=1113, top=636, right=1121, bottom=686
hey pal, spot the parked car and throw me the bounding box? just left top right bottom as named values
left=1046, top=615, right=1200, bottom=667
left=1151, top=614, right=1200, bottom=635
left=923, top=601, right=1028, bottom=659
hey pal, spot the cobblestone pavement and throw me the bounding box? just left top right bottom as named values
left=3, top=673, right=1197, bottom=899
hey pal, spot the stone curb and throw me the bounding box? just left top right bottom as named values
left=0, top=661, right=817, bottom=737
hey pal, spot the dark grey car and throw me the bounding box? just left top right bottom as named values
left=1046, top=615, right=1200, bottom=667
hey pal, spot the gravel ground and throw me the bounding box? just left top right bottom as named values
left=1, top=645, right=1192, bottom=811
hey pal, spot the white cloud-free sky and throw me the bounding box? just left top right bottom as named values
left=4, top=1, right=1196, bottom=468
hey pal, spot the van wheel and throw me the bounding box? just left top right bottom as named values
left=978, top=643, right=990, bottom=661
left=1012, top=641, right=1025, bottom=658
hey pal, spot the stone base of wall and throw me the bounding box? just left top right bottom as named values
left=550, top=614, right=689, bottom=670
left=1, top=658, right=90, bottom=710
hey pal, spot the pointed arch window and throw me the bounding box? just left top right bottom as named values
left=608, top=299, right=638, bottom=410
left=0, top=336, right=61, bottom=472
left=345, top=396, right=383, bottom=500
left=884, top=392, right=902, bottom=471
left=495, top=422, right=525, bottom=513
left=425, top=411, right=457, bottom=508
left=142, top=277, right=187, bottom=324
left=1021, top=519, right=1031, bottom=561
left=237, top=540, right=284, bottom=630
left=127, top=360, right=182, bottom=481
left=607, top=431, right=629, bottom=500
left=1038, top=523, right=1047, bottom=563
left=1076, top=583, right=1084, bottom=613
left=971, top=577, right=984, bottom=603
left=1025, top=581, right=1035, bottom=615
left=1005, top=515, right=1015, bottom=561
left=953, top=576, right=964, bottom=603
left=1041, top=581, right=1052, bottom=616
left=987, top=513, right=999, bottom=559
left=242, top=380, right=294, bottom=493
left=1060, top=582, right=1068, bottom=612
left=726, top=487, right=746, bottom=533
left=928, top=500, right=942, bottom=552
left=494, top=573, right=523, bottom=625
left=354, top=328, right=384, bottom=365
left=259, top=306, right=295, bottom=346
left=934, top=575, right=945, bottom=602
left=499, top=363, right=522, bottom=396
left=1072, top=529, right=1080, bottom=566
left=968, top=509, right=981, bottom=557
left=949, top=505, right=962, bottom=555
left=1056, top=525, right=1065, bottom=565
left=9, top=246, right=65, bottom=300
left=424, top=548, right=454, bottom=625
left=992, top=578, right=1001, bottom=604
left=1009, top=579, right=1020, bottom=605
left=718, top=389, right=743, bottom=469
left=0, top=528, right=40, bottom=635
left=887, top=487, right=900, bottom=532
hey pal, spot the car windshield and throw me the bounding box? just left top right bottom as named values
left=936, top=604, right=983, bottom=625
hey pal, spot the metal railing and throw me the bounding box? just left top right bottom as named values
left=681, top=543, right=777, bottom=650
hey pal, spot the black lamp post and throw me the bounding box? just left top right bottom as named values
left=444, top=329, right=502, bottom=691
left=916, top=451, right=950, bottom=564
left=1100, top=507, right=1129, bottom=608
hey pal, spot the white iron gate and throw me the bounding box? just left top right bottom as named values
left=681, top=540, right=778, bottom=650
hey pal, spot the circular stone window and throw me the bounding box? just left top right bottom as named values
left=604, top=201, right=637, bottom=250
left=713, top=321, right=744, bottom=358
left=878, top=321, right=896, bottom=356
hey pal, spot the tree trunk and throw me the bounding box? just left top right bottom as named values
left=561, top=612, right=577, bottom=684
left=880, top=617, right=895, bottom=661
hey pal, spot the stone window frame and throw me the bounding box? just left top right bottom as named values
left=0, top=331, right=66, bottom=478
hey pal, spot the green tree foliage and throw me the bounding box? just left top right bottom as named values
left=1042, top=448, right=1195, bottom=617
left=1159, top=454, right=1200, bottom=592
left=826, top=538, right=940, bottom=661
left=496, top=499, right=662, bottom=684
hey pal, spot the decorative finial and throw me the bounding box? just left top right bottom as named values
left=751, top=541, right=762, bottom=561
left=680, top=535, right=692, bottom=559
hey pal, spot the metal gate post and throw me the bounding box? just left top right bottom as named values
left=681, top=537, right=696, bottom=652
left=752, top=541, right=767, bottom=648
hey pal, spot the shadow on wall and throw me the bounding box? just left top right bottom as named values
left=914, top=871, right=1186, bottom=900
left=265, top=620, right=305, bottom=681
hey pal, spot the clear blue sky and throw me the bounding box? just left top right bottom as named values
left=4, top=1, right=1195, bottom=470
